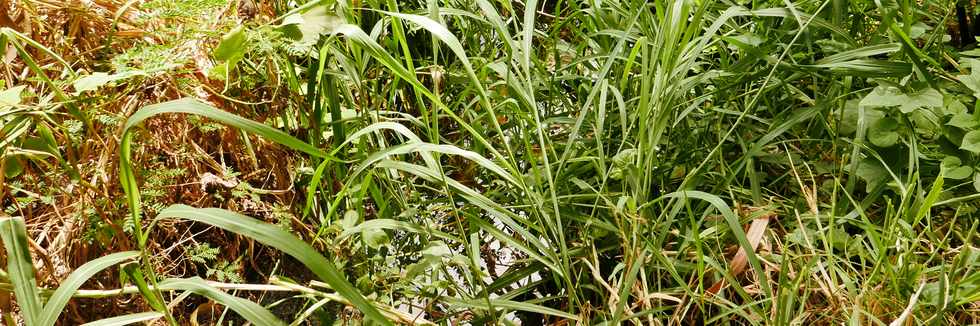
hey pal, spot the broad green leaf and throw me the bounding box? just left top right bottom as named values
left=839, top=100, right=883, bottom=135
left=421, top=241, right=452, bottom=258
left=339, top=219, right=424, bottom=240
left=158, top=277, right=283, bottom=325
left=80, top=312, right=165, bottom=326
left=725, top=33, right=765, bottom=50
left=860, top=86, right=906, bottom=108
left=0, top=216, right=42, bottom=326
left=338, top=218, right=458, bottom=243
left=856, top=157, right=889, bottom=192
left=859, top=86, right=941, bottom=113
left=959, top=60, right=980, bottom=97
left=907, top=22, right=930, bottom=39
left=899, top=88, right=942, bottom=113
left=944, top=98, right=968, bottom=116
left=941, top=156, right=973, bottom=180
left=3, top=156, right=23, bottom=178
left=909, top=110, right=940, bottom=137
left=39, top=252, right=140, bottom=326
left=973, top=173, right=980, bottom=192
left=0, top=85, right=25, bottom=107
left=280, top=5, right=342, bottom=47
left=154, top=205, right=391, bottom=326
left=948, top=113, right=979, bottom=129
left=961, top=130, right=980, bottom=153
left=361, top=228, right=389, bottom=249
left=868, top=117, right=900, bottom=147
left=214, top=26, right=247, bottom=61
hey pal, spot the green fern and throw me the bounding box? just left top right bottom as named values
left=186, top=243, right=219, bottom=264
left=205, top=259, right=244, bottom=283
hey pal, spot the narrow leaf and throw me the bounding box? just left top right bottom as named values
left=154, top=205, right=391, bottom=325
left=0, top=216, right=42, bottom=325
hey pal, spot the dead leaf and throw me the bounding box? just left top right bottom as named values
left=707, top=212, right=772, bottom=295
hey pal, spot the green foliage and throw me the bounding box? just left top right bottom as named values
left=186, top=243, right=219, bottom=264
left=3, top=0, right=980, bottom=325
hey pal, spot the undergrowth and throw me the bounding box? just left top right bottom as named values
left=0, top=0, right=979, bottom=325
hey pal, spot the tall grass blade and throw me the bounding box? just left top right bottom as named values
left=39, top=251, right=140, bottom=326
left=0, top=216, right=42, bottom=325
left=154, top=205, right=391, bottom=325
left=80, top=312, right=165, bottom=326
left=158, top=277, right=283, bottom=325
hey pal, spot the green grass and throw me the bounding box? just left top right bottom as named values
left=0, top=0, right=979, bottom=324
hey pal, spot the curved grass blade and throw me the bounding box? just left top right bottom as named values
left=158, top=277, right=283, bottom=325
left=123, top=98, right=328, bottom=158
left=815, top=43, right=902, bottom=65
left=39, top=251, right=140, bottom=326
left=154, top=205, right=391, bottom=325
left=369, top=160, right=563, bottom=277
left=0, top=216, right=42, bottom=326
left=444, top=297, right=580, bottom=321
left=338, top=218, right=459, bottom=243
left=121, top=98, right=334, bottom=245
left=353, top=142, right=520, bottom=186
left=327, top=23, right=514, bottom=173
left=80, top=312, right=165, bottom=326
left=121, top=263, right=174, bottom=324
left=662, top=191, right=771, bottom=296
left=376, top=11, right=505, bottom=144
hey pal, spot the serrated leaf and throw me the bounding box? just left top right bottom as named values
left=962, top=130, right=980, bottom=153
left=213, top=26, right=246, bottom=61
left=868, top=117, right=900, bottom=147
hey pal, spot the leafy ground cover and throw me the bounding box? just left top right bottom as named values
left=1, top=0, right=979, bottom=324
